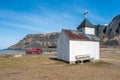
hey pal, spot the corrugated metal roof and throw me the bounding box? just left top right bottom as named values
left=86, top=34, right=100, bottom=41
left=63, top=29, right=100, bottom=41
left=77, top=18, right=94, bottom=30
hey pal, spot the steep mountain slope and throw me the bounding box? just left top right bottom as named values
left=93, top=15, right=120, bottom=46
left=8, top=32, right=60, bottom=50
left=103, top=15, right=120, bottom=46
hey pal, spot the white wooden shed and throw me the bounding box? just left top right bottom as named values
left=57, top=18, right=100, bottom=64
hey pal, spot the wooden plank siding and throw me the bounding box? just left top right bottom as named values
left=57, top=30, right=70, bottom=62
left=69, top=41, right=99, bottom=62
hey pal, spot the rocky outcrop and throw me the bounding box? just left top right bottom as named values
left=95, top=24, right=107, bottom=40
left=94, top=15, right=120, bottom=46
left=8, top=32, right=60, bottom=50
left=102, top=15, right=120, bottom=46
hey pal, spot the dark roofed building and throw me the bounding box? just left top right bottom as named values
left=57, top=18, right=100, bottom=64
left=77, top=18, right=94, bottom=30
left=77, top=18, right=95, bottom=35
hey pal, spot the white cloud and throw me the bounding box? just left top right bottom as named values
left=0, top=20, right=43, bottom=32
left=0, top=9, right=76, bottom=33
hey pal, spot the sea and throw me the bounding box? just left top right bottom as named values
left=0, top=49, right=25, bottom=53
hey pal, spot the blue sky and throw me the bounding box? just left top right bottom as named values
left=0, top=0, right=120, bottom=49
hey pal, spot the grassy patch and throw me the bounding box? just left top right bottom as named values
left=0, top=56, right=49, bottom=69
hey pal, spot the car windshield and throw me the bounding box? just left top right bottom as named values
left=37, top=49, right=41, bottom=50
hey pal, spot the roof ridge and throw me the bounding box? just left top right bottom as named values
left=77, top=18, right=94, bottom=29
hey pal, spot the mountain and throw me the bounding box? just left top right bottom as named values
left=97, top=15, right=120, bottom=46
left=8, top=14, right=120, bottom=50
left=8, top=32, right=60, bottom=50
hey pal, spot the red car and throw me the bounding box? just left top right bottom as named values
left=26, top=48, right=43, bottom=54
